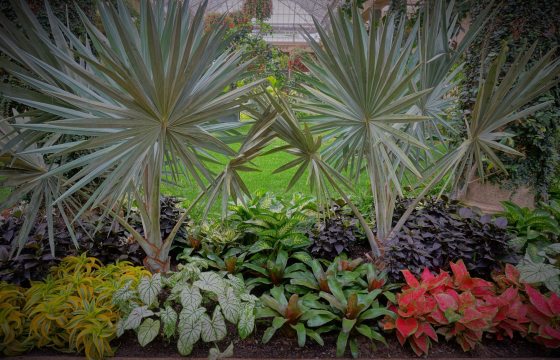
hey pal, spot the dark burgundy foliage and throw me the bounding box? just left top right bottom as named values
left=383, top=197, right=518, bottom=281
left=309, top=203, right=358, bottom=260
left=0, top=197, right=187, bottom=286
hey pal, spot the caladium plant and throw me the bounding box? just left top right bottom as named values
left=113, top=267, right=258, bottom=357
left=257, top=286, right=326, bottom=347
left=318, top=278, right=395, bottom=358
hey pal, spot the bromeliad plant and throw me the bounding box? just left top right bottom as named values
left=244, top=248, right=307, bottom=287
left=317, top=278, right=395, bottom=358
left=289, top=257, right=364, bottom=294
left=113, top=265, right=258, bottom=357
left=257, top=286, right=325, bottom=347
left=0, top=0, right=265, bottom=273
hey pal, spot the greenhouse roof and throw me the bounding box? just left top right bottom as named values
left=188, top=0, right=344, bottom=46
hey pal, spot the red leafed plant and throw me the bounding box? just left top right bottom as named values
left=386, top=261, right=559, bottom=356
left=525, top=285, right=560, bottom=348
left=384, top=260, right=519, bottom=355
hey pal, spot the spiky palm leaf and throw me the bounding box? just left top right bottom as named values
left=392, top=43, right=560, bottom=236
left=0, top=117, right=81, bottom=257
left=406, top=0, right=492, bottom=155
left=264, top=92, right=381, bottom=255
left=299, top=7, right=431, bottom=242
left=0, top=0, right=263, bottom=272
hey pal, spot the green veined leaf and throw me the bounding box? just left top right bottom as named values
left=180, top=285, right=203, bottom=310
left=218, top=286, right=241, bottom=323
left=208, top=342, right=234, bottom=360
left=138, top=273, right=162, bottom=306
left=159, top=306, right=177, bottom=338
left=194, top=272, right=226, bottom=294
left=518, top=261, right=560, bottom=284
left=237, top=303, right=255, bottom=339
left=124, top=306, right=154, bottom=330
left=137, top=318, right=160, bottom=347
left=177, top=307, right=205, bottom=356
left=200, top=306, right=227, bottom=342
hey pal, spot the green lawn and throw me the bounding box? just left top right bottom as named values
left=160, top=138, right=373, bottom=215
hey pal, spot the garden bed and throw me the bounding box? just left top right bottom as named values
left=25, top=331, right=560, bottom=358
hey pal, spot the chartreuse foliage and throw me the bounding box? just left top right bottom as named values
left=0, top=283, right=31, bottom=355
left=113, top=263, right=258, bottom=357
left=0, top=254, right=148, bottom=359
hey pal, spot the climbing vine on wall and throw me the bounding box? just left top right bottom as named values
left=458, top=0, right=560, bottom=198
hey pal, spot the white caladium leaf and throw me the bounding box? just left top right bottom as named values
left=218, top=286, right=240, bottom=323
left=519, top=261, right=560, bottom=283
left=124, top=306, right=154, bottom=330
left=137, top=318, right=160, bottom=347
left=159, top=306, right=177, bottom=338
left=208, top=342, right=234, bottom=360
left=240, top=293, right=259, bottom=305
left=116, top=319, right=126, bottom=337
left=138, top=273, right=162, bottom=306
left=226, top=274, right=245, bottom=295
left=194, top=271, right=226, bottom=294
left=180, top=285, right=203, bottom=309
left=177, top=334, right=195, bottom=356
left=177, top=307, right=205, bottom=356
left=200, top=306, right=227, bottom=342
left=237, top=303, right=255, bottom=339
left=112, top=280, right=134, bottom=305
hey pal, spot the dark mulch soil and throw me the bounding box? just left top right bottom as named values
left=26, top=321, right=560, bottom=358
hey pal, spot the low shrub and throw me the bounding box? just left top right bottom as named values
left=501, top=200, right=560, bottom=254
left=112, top=263, right=258, bottom=357
left=384, top=260, right=560, bottom=356
left=308, top=202, right=359, bottom=260
left=0, top=254, right=148, bottom=359
left=384, top=197, right=516, bottom=281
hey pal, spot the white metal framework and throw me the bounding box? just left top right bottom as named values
left=188, top=0, right=344, bottom=46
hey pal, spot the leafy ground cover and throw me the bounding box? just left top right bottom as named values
left=2, top=192, right=560, bottom=359
left=1, top=0, right=560, bottom=359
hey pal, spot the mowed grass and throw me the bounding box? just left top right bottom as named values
left=160, top=137, right=372, bottom=212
